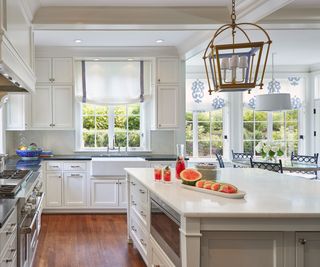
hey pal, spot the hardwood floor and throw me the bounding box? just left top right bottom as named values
left=34, top=214, right=146, bottom=267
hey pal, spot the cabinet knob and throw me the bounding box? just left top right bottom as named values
left=158, top=78, right=160, bottom=82
left=298, top=238, right=307, bottom=245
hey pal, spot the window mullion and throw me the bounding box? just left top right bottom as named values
left=109, top=106, right=114, bottom=149
left=193, top=112, right=198, bottom=158
left=267, top=112, right=273, bottom=141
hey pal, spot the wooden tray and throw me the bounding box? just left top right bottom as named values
left=180, top=184, right=246, bottom=199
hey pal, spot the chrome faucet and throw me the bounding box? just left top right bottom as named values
left=0, top=154, right=8, bottom=173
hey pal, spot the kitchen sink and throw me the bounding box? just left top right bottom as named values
left=91, top=157, right=147, bottom=176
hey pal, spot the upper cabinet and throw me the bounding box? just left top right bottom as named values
left=156, top=58, right=180, bottom=84
left=155, top=57, right=180, bottom=129
left=35, top=58, right=73, bottom=84
left=0, top=0, right=36, bottom=91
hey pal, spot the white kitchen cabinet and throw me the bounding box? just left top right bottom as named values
left=157, top=85, right=179, bottom=128
left=90, top=179, right=127, bottom=208
left=31, top=85, right=52, bottom=128
left=90, top=179, right=119, bottom=207
left=201, top=231, right=284, bottom=267
left=118, top=180, right=127, bottom=208
left=150, top=236, right=175, bottom=267
left=46, top=172, right=63, bottom=207
left=35, top=58, right=73, bottom=84
left=296, top=232, right=320, bottom=267
left=156, top=58, right=180, bottom=84
left=52, top=85, right=73, bottom=128
left=6, top=93, right=31, bottom=130
left=64, top=172, right=87, bottom=207
left=31, top=85, right=73, bottom=129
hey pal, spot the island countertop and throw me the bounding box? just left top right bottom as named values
left=125, top=167, right=320, bottom=218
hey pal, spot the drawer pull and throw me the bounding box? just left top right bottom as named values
left=70, top=174, right=82, bottom=177
left=140, top=239, right=147, bottom=247
left=131, top=182, right=136, bottom=186
left=131, top=226, right=137, bottom=232
left=4, top=259, right=13, bottom=263
left=5, top=224, right=16, bottom=235
left=131, top=201, right=137, bottom=206
left=140, top=211, right=146, bottom=218
left=139, top=189, right=145, bottom=194
left=71, top=166, right=81, bottom=168
left=51, top=166, right=60, bottom=168
left=299, top=238, right=307, bottom=245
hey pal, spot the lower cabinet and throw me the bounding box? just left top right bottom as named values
left=64, top=172, right=86, bottom=207
left=201, top=231, right=284, bottom=267
left=296, top=232, right=320, bottom=267
left=46, top=172, right=63, bottom=207
left=90, top=179, right=127, bottom=208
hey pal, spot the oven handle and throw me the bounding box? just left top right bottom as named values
left=20, top=192, right=45, bottom=234
left=151, top=198, right=180, bottom=226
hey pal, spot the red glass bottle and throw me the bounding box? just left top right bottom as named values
left=175, top=144, right=186, bottom=179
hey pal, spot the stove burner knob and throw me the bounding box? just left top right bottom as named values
left=28, top=197, right=37, bottom=205
left=22, top=204, right=33, bottom=214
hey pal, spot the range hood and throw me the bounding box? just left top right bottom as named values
left=0, top=74, right=28, bottom=93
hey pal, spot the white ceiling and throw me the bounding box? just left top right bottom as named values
left=34, top=30, right=202, bottom=47
left=187, top=29, right=320, bottom=66
left=39, top=0, right=228, bottom=7
left=290, top=0, right=320, bottom=8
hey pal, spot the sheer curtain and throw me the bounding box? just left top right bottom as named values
left=75, top=60, right=151, bottom=105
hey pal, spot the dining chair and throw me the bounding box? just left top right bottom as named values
left=250, top=158, right=283, bottom=173
left=289, top=152, right=319, bottom=179
left=231, top=150, right=253, bottom=168
left=215, top=153, right=225, bottom=168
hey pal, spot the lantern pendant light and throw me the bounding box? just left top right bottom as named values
left=203, top=0, right=272, bottom=94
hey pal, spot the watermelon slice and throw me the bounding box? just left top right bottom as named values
left=180, top=169, right=202, bottom=186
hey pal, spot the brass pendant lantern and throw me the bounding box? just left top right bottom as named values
left=203, top=0, right=272, bottom=94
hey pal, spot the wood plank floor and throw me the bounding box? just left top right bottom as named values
left=34, top=214, right=146, bottom=267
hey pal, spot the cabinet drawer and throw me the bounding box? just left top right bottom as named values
left=130, top=214, right=148, bottom=257
left=131, top=197, right=148, bottom=226
left=46, top=162, right=63, bottom=171
left=0, top=228, right=17, bottom=267
left=131, top=180, right=148, bottom=204
left=0, top=209, right=17, bottom=257
left=63, top=162, right=87, bottom=171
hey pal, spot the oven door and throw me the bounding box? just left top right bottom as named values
left=150, top=198, right=181, bottom=267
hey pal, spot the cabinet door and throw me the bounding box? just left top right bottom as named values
left=63, top=172, right=87, bottom=207
left=118, top=180, right=127, bottom=208
left=157, top=58, right=179, bottom=84
left=46, top=172, right=62, bottom=207
left=31, top=85, right=53, bottom=128
left=296, top=232, right=320, bottom=267
left=52, top=85, right=73, bottom=129
left=201, top=232, right=284, bottom=267
left=157, top=85, right=178, bottom=128
left=6, top=94, right=27, bottom=130
left=52, top=58, right=73, bottom=84
left=35, top=58, right=52, bottom=83
left=90, top=180, right=118, bottom=207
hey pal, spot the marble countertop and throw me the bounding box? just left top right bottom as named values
left=125, top=167, right=320, bottom=218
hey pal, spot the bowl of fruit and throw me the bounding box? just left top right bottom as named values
left=16, top=143, right=42, bottom=161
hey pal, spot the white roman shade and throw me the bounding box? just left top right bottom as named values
left=75, top=60, right=151, bottom=105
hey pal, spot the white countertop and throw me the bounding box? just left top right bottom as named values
left=125, top=168, right=320, bottom=218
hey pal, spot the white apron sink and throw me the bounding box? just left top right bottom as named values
left=91, top=157, right=147, bottom=176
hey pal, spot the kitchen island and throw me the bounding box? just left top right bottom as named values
left=125, top=167, right=320, bottom=267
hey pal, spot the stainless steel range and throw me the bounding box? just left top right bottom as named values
left=0, top=170, right=32, bottom=198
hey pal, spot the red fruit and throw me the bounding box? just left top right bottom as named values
left=219, top=184, right=238, bottom=194
left=211, top=183, right=221, bottom=191
left=195, top=180, right=206, bottom=188
left=203, top=183, right=213, bottom=190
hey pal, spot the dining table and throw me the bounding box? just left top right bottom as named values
left=231, top=158, right=320, bottom=172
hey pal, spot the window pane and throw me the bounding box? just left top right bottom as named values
left=128, top=132, right=140, bottom=147
left=243, top=141, right=254, bottom=154
left=96, top=116, right=108, bottom=130
left=186, top=122, right=193, bottom=140
left=96, top=132, right=108, bottom=147
left=114, top=116, right=127, bottom=129
left=255, top=122, right=267, bottom=140
left=114, top=105, right=126, bottom=115
left=243, top=122, right=254, bottom=140
left=198, top=122, right=210, bottom=140
left=185, top=112, right=193, bottom=121
left=83, top=116, right=95, bottom=130
left=82, top=104, right=95, bottom=115
left=212, top=122, right=223, bottom=135
left=198, top=112, right=210, bottom=121
left=212, top=137, right=223, bottom=155
left=128, top=104, right=140, bottom=115
left=212, top=109, right=223, bottom=122
left=255, top=111, right=267, bottom=121
left=128, top=116, right=140, bottom=130
left=286, top=110, right=298, bottom=121
left=273, top=122, right=284, bottom=140
left=272, top=112, right=284, bottom=122
left=83, top=131, right=95, bottom=147
left=96, top=106, right=108, bottom=115
left=243, top=109, right=254, bottom=121
left=286, top=122, right=298, bottom=141
left=186, top=141, right=193, bottom=157
left=198, top=141, right=210, bottom=157
left=115, top=132, right=127, bottom=147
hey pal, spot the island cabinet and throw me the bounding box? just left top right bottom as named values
left=296, top=232, right=320, bottom=267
